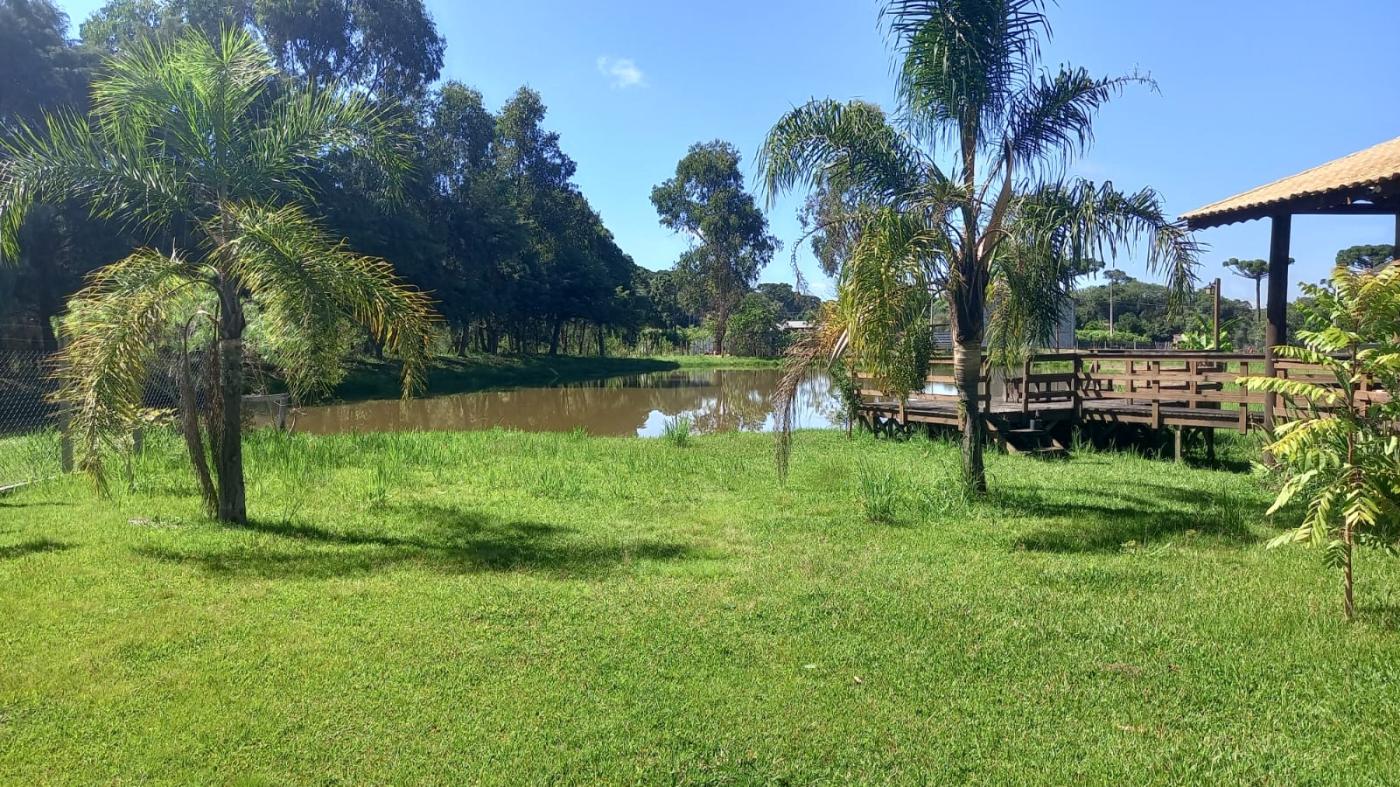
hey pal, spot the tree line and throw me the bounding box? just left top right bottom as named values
left=0, top=0, right=815, bottom=358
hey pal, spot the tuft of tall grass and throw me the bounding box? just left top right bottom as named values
left=855, top=463, right=903, bottom=524
left=661, top=416, right=693, bottom=448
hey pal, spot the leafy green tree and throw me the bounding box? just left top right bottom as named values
left=1335, top=243, right=1395, bottom=272
left=0, top=31, right=435, bottom=523
left=725, top=292, right=784, bottom=357
left=79, top=0, right=252, bottom=53
left=0, top=0, right=115, bottom=351
left=652, top=141, right=777, bottom=355
left=759, top=0, right=1196, bottom=493
left=255, top=0, right=444, bottom=98
left=81, top=0, right=444, bottom=99
left=1240, top=262, right=1400, bottom=621
left=2, top=0, right=92, bottom=119
left=756, top=282, right=822, bottom=322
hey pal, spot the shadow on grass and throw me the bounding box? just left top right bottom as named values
left=1360, top=603, right=1400, bottom=632
left=0, top=538, right=70, bottom=561
left=133, top=503, right=699, bottom=580
left=997, top=483, right=1259, bottom=554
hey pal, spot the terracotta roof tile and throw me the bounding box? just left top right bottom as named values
left=1182, top=135, right=1400, bottom=228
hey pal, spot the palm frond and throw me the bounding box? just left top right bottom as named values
left=55, top=249, right=208, bottom=482
left=1013, top=179, right=1200, bottom=305
left=883, top=0, right=1049, bottom=142
left=0, top=109, right=186, bottom=261
left=1006, top=68, right=1151, bottom=172
left=224, top=203, right=438, bottom=398
left=774, top=301, right=851, bottom=481
left=757, top=99, right=927, bottom=207
left=837, top=206, right=936, bottom=399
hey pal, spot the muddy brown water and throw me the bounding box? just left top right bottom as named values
left=280, top=368, right=844, bottom=437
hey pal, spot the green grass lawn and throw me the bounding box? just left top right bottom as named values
left=3, top=429, right=1399, bottom=782
left=329, top=353, right=781, bottom=403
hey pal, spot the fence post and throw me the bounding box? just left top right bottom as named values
left=59, top=406, right=74, bottom=473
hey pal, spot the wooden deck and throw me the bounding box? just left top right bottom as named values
left=854, top=350, right=1390, bottom=458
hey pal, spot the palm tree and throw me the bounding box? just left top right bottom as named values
left=1223, top=257, right=1269, bottom=321
left=0, top=30, right=436, bottom=523
left=759, top=0, right=1197, bottom=493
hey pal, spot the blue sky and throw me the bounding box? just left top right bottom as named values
left=55, top=0, right=1400, bottom=303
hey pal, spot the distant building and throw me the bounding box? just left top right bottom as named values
left=777, top=320, right=815, bottom=332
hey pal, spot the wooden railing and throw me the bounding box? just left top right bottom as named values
left=858, top=349, right=1392, bottom=431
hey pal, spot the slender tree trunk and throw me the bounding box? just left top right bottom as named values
left=214, top=284, right=247, bottom=524
left=548, top=317, right=562, bottom=356
left=713, top=308, right=729, bottom=356
left=178, top=338, right=217, bottom=515
left=952, top=335, right=987, bottom=494
left=1255, top=278, right=1262, bottom=323
left=1343, top=428, right=1357, bottom=621
left=37, top=307, right=59, bottom=354
left=597, top=325, right=606, bottom=357
left=1342, top=525, right=1355, bottom=621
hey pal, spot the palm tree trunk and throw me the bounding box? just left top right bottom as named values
left=214, top=284, right=247, bottom=524
left=178, top=339, right=217, bottom=515
left=952, top=334, right=987, bottom=495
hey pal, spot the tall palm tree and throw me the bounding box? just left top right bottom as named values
left=0, top=30, right=436, bottom=523
left=759, top=0, right=1197, bottom=493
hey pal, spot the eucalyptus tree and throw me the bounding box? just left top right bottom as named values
left=0, top=30, right=435, bottom=523
left=759, top=0, right=1197, bottom=492
left=652, top=141, right=777, bottom=355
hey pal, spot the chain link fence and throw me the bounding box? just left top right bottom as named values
left=0, top=346, right=187, bottom=489
left=0, top=346, right=63, bottom=489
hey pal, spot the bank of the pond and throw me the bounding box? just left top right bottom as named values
left=329, top=353, right=782, bottom=403
left=3, top=429, right=1399, bottom=782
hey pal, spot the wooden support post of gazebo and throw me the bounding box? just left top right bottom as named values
left=1182, top=135, right=1400, bottom=429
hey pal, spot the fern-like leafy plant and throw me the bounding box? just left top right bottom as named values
left=1239, top=261, right=1400, bottom=620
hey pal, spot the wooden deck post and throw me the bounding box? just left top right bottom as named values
left=1021, top=357, right=1031, bottom=415
left=1238, top=360, right=1250, bottom=433
left=1264, top=214, right=1291, bottom=432
left=1173, top=426, right=1183, bottom=463
left=1071, top=354, right=1083, bottom=419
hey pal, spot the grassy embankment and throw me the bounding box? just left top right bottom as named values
left=329, top=353, right=781, bottom=402
left=3, top=428, right=1399, bottom=782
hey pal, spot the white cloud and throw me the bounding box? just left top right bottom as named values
left=596, top=56, right=646, bottom=89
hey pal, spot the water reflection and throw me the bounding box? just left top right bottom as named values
left=283, top=369, right=843, bottom=437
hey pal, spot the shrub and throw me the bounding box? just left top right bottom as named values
left=1240, top=262, right=1400, bottom=621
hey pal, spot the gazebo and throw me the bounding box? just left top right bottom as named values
left=1181, top=134, right=1400, bottom=426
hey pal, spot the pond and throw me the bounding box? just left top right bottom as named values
left=281, top=368, right=845, bottom=437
